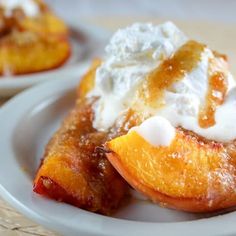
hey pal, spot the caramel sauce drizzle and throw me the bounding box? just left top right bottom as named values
left=198, top=57, right=228, bottom=128
left=138, top=40, right=206, bottom=107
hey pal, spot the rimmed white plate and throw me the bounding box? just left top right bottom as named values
left=0, top=22, right=110, bottom=97
left=0, top=71, right=235, bottom=236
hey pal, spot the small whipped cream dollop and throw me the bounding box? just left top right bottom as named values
left=89, top=22, right=236, bottom=143
left=130, top=116, right=176, bottom=147
left=0, top=0, right=39, bottom=17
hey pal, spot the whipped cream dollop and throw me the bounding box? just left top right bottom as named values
left=0, top=0, right=39, bottom=17
left=130, top=116, right=176, bottom=147
left=89, top=22, right=236, bottom=143
left=90, top=22, right=187, bottom=131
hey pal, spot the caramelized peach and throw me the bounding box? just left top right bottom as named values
left=0, top=32, right=70, bottom=75
left=20, top=12, right=69, bottom=37
left=77, top=59, right=101, bottom=99
left=106, top=129, right=236, bottom=212
left=34, top=101, right=128, bottom=215
left=0, top=4, right=70, bottom=75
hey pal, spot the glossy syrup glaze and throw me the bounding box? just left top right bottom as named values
left=198, top=58, right=228, bottom=128
left=138, top=40, right=205, bottom=107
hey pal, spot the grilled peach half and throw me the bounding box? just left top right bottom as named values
left=77, top=59, right=101, bottom=99
left=0, top=9, right=70, bottom=75
left=20, top=12, right=69, bottom=37
left=0, top=32, right=70, bottom=75
left=106, top=128, right=236, bottom=212
left=34, top=101, right=128, bottom=215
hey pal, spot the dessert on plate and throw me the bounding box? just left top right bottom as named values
left=34, top=22, right=236, bottom=215
left=0, top=0, right=70, bottom=75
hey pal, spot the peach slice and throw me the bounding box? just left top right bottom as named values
left=34, top=101, right=128, bottom=215
left=0, top=31, right=70, bottom=75
left=106, top=128, right=236, bottom=212
left=0, top=6, right=70, bottom=75
left=77, top=59, right=101, bottom=99
left=20, top=12, right=69, bottom=37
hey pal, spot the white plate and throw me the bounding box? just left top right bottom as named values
left=0, top=71, right=236, bottom=236
left=0, top=23, right=110, bottom=97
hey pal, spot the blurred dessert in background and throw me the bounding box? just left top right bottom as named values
left=0, top=0, right=70, bottom=76
left=34, top=22, right=236, bottom=215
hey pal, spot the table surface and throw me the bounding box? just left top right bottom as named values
left=1, top=2, right=236, bottom=234
left=0, top=198, right=57, bottom=236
